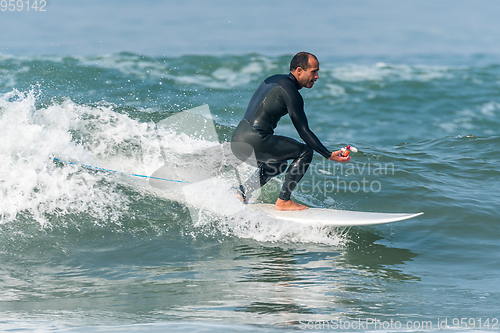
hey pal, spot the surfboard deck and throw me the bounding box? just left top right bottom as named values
left=248, top=204, right=423, bottom=226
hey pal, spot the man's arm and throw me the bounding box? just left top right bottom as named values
left=289, top=105, right=351, bottom=162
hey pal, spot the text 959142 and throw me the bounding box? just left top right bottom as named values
left=1, top=0, right=47, bottom=11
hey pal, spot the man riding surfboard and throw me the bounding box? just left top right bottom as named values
left=231, top=52, right=351, bottom=211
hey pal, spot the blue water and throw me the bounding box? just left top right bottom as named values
left=1, top=1, right=500, bottom=332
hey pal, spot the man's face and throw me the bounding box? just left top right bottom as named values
left=297, top=56, right=319, bottom=89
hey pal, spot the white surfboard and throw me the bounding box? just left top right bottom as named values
left=248, top=204, right=423, bottom=226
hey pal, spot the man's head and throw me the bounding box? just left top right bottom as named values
left=290, top=52, right=319, bottom=89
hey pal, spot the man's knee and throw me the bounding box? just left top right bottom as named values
left=302, top=145, right=314, bottom=163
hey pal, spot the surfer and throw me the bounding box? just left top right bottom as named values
left=231, top=52, right=351, bottom=211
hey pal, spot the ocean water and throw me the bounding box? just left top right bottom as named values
left=1, top=1, right=500, bottom=332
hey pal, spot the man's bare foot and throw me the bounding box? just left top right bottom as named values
left=275, top=198, right=308, bottom=211
left=235, top=192, right=245, bottom=203
left=233, top=186, right=247, bottom=204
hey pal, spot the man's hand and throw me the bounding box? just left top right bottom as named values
left=329, top=150, right=351, bottom=162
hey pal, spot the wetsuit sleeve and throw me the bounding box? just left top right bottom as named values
left=287, top=95, right=332, bottom=159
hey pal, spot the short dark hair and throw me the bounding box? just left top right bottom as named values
left=290, top=52, right=318, bottom=71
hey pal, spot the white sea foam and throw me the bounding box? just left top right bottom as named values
left=171, top=62, right=270, bottom=89
left=328, top=63, right=453, bottom=82
left=437, top=101, right=500, bottom=133
left=0, top=69, right=20, bottom=89
left=187, top=200, right=348, bottom=246
left=0, top=88, right=347, bottom=244
left=71, top=53, right=277, bottom=89
left=480, top=101, right=500, bottom=116
left=0, top=89, right=135, bottom=225
left=73, top=54, right=169, bottom=80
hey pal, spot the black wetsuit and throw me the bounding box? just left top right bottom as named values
left=231, top=73, right=332, bottom=201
